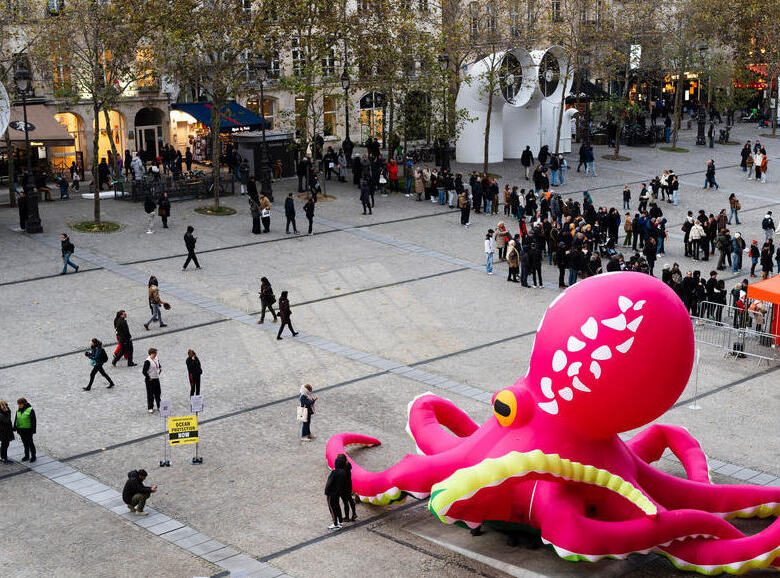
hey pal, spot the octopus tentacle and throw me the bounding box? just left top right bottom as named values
left=635, top=459, right=780, bottom=518
left=406, top=393, right=479, bottom=455
left=325, top=433, right=467, bottom=505
left=658, top=516, right=780, bottom=574
left=626, top=424, right=711, bottom=483
left=532, top=482, right=747, bottom=561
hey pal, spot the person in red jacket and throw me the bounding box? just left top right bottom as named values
left=386, top=159, right=399, bottom=193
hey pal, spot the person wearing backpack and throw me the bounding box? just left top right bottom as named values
left=60, top=233, right=79, bottom=275
left=761, top=211, right=775, bottom=242
left=84, top=338, right=114, bottom=390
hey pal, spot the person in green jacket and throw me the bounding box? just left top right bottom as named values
left=13, top=398, right=36, bottom=462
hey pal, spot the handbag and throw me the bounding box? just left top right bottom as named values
left=296, top=405, right=308, bottom=423
left=261, top=209, right=270, bottom=218
left=163, top=302, right=171, bottom=310
left=379, top=175, right=387, bottom=184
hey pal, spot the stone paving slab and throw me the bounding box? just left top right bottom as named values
left=188, top=538, right=227, bottom=556
left=160, top=525, right=199, bottom=542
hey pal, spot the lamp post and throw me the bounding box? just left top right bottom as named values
left=14, top=62, right=42, bottom=233
left=438, top=51, right=450, bottom=171
left=341, top=66, right=353, bottom=167
left=254, top=55, right=273, bottom=200
left=696, top=44, right=707, bottom=146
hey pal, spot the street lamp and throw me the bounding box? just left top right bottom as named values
left=14, top=61, right=42, bottom=233
left=340, top=66, right=354, bottom=167
left=255, top=55, right=273, bottom=200
left=438, top=51, right=451, bottom=171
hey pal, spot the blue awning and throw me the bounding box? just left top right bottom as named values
left=171, top=101, right=269, bottom=132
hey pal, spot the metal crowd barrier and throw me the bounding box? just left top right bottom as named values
left=692, top=301, right=779, bottom=364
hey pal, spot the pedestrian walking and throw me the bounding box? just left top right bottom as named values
left=276, top=291, right=298, bottom=340
left=622, top=185, right=631, bottom=210
left=158, top=192, right=171, bottom=228
left=520, top=146, right=534, bottom=179
left=0, top=400, right=14, bottom=464
left=749, top=240, right=760, bottom=277
left=60, top=233, right=79, bottom=275
left=112, top=310, right=136, bottom=366
left=485, top=229, right=495, bottom=275
left=728, top=194, right=741, bottom=225
left=284, top=193, right=298, bottom=234
left=303, top=195, right=315, bottom=235
left=584, top=145, right=596, bottom=176
left=182, top=226, right=201, bottom=270
left=325, top=453, right=346, bottom=529
left=299, top=384, right=317, bottom=442
left=186, top=349, right=202, bottom=397
left=144, top=276, right=169, bottom=330
left=84, top=338, right=114, bottom=390
left=754, top=150, right=764, bottom=182
left=122, top=469, right=157, bottom=516
left=144, top=194, right=156, bottom=234
left=141, top=348, right=162, bottom=413
left=360, top=180, right=372, bottom=215
left=257, top=276, right=278, bottom=324
left=13, top=397, right=36, bottom=462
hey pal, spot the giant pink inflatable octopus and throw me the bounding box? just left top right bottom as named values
left=327, top=272, right=780, bottom=575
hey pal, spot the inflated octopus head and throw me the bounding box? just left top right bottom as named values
left=493, top=272, right=694, bottom=439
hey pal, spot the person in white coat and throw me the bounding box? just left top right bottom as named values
left=485, top=229, right=496, bottom=275
left=131, top=154, right=145, bottom=181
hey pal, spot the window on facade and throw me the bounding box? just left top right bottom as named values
left=417, top=0, right=428, bottom=12
left=321, top=49, right=335, bottom=78
left=510, top=7, right=520, bottom=37
left=292, top=38, right=304, bottom=77
left=551, top=0, right=563, bottom=22
left=357, top=0, right=371, bottom=12
left=241, top=0, right=251, bottom=12
left=247, top=97, right=275, bottom=128
left=323, top=95, right=336, bottom=137
left=595, top=0, right=603, bottom=22
left=400, top=0, right=411, bottom=10
left=46, top=0, right=64, bottom=14
left=469, top=2, right=479, bottom=39
left=136, top=48, right=158, bottom=91
left=269, top=51, right=281, bottom=78
left=527, top=0, right=535, bottom=24
left=486, top=3, right=497, bottom=35
left=295, top=97, right=306, bottom=138
left=52, top=53, right=72, bottom=93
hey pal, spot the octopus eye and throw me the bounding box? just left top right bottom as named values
left=493, top=390, right=518, bottom=427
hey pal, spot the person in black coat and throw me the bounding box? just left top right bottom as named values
left=186, top=349, right=202, bottom=396
left=276, top=291, right=298, bottom=340
left=360, top=180, right=372, bottom=215
left=337, top=454, right=357, bottom=522
left=258, top=276, right=278, bottom=324
left=84, top=338, right=114, bottom=390
left=527, top=243, right=543, bottom=287
left=0, top=399, right=14, bottom=464
left=112, top=310, right=136, bottom=366
left=520, top=146, right=534, bottom=179
left=303, top=196, right=316, bottom=235
left=122, top=469, right=157, bottom=515
left=325, top=453, right=348, bottom=529
left=183, top=225, right=200, bottom=270
left=284, top=193, right=298, bottom=234
left=158, top=192, right=171, bottom=228
left=297, top=156, right=309, bottom=192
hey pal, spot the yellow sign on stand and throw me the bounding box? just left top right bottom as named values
left=168, top=415, right=199, bottom=446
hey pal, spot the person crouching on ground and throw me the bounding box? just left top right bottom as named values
left=122, top=468, right=157, bottom=516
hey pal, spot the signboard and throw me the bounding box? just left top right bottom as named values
left=190, top=395, right=203, bottom=413
left=160, top=399, right=172, bottom=418
left=168, top=415, right=199, bottom=446
left=9, top=120, right=35, bottom=132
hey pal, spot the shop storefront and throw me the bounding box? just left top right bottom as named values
left=1, top=104, right=75, bottom=179
left=169, top=101, right=269, bottom=164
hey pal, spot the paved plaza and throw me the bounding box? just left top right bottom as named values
left=0, top=123, right=779, bottom=578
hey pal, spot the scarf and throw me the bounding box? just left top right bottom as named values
left=299, top=385, right=314, bottom=400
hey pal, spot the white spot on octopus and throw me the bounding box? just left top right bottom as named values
left=572, top=376, right=591, bottom=392
left=580, top=317, right=598, bottom=340
left=618, top=296, right=633, bottom=312
left=589, top=361, right=601, bottom=379
left=538, top=400, right=559, bottom=415
left=591, top=345, right=612, bottom=360
left=552, top=350, right=567, bottom=372
left=616, top=337, right=634, bottom=354
left=567, top=336, right=586, bottom=352
left=627, top=316, right=643, bottom=332
left=567, top=362, right=582, bottom=377
left=540, top=377, right=555, bottom=399
left=558, top=387, right=574, bottom=401
left=601, top=313, right=627, bottom=331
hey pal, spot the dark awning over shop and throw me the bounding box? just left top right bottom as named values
left=170, top=101, right=269, bottom=132
left=6, top=104, right=75, bottom=146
